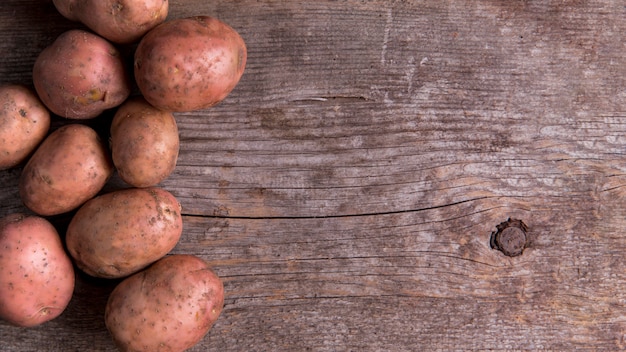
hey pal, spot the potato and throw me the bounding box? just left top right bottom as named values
left=110, top=97, right=179, bottom=188
left=32, top=29, right=131, bottom=119
left=65, top=187, right=183, bottom=279
left=134, top=16, right=247, bottom=112
left=0, top=84, right=50, bottom=170
left=0, top=213, right=75, bottom=327
left=19, top=124, right=113, bottom=216
left=105, top=255, right=224, bottom=352
left=52, top=0, right=168, bottom=44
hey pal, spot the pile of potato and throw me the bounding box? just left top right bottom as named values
left=0, top=1, right=246, bottom=351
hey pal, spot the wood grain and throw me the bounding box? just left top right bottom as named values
left=2, top=0, right=626, bottom=350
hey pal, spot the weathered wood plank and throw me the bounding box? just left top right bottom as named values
left=1, top=0, right=626, bottom=351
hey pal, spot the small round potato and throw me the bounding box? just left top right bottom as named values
left=19, top=124, right=114, bottom=216
left=65, top=187, right=183, bottom=279
left=0, top=84, right=50, bottom=170
left=105, top=255, right=224, bottom=352
left=110, top=97, right=179, bottom=188
left=32, top=29, right=131, bottom=119
left=134, top=16, right=247, bottom=112
left=52, top=0, right=169, bottom=44
left=0, top=213, right=75, bottom=327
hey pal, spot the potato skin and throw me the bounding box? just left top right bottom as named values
left=0, top=85, right=50, bottom=170
left=105, top=255, right=224, bottom=352
left=134, top=16, right=247, bottom=112
left=110, top=97, right=179, bottom=188
left=0, top=213, right=75, bottom=327
left=52, top=0, right=169, bottom=44
left=66, top=187, right=183, bottom=279
left=19, top=124, right=113, bottom=216
left=32, top=29, right=131, bottom=119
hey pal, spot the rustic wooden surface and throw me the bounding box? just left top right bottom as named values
left=1, top=0, right=626, bottom=350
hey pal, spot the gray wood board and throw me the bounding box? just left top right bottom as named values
left=1, top=1, right=626, bottom=350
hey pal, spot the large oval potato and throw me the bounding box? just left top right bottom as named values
left=66, top=187, right=183, bottom=279
left=32, top=29, right=131, bottom=119
left=110, top=97, right=179, bottom=188
left=52, top=0, right=169, bottom=44
left=0, top=84, right=50, bottom=170
left=134, top=16, right=247, bottom=112
left=19, top=124, right=113, bottom=216
left=105, top=255, right=224, bottom=352
left=0, top=213, right=75, bottom=327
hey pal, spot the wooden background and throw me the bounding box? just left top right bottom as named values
left=1, top=0, right=626, bottom=350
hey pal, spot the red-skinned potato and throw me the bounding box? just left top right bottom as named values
left=65, top=187, right=183, bottom=279
left=110, top=97, right=179, bottom=188
left=0, top=84, right=50, bottom=170
left=52, top=0, right=169, bottom=44
left=32, top=29, right=131, bottom=119
left=105, top=255, right=224, bottom=352
left=134, top=16, right=247, bottom=112
left=19, top=124, right=114, bottom=216
left=0, top=213, right=75, bottom=327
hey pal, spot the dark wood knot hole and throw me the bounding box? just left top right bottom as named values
left=490, top=218, right=529, bottom=257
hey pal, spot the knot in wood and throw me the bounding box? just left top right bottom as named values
left=490, top=218, right=528, bottom=257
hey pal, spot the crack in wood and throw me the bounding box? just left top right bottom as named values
left=290, top=95, right=374, bottom=102
left=182, top=196, right=493, bottom=220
